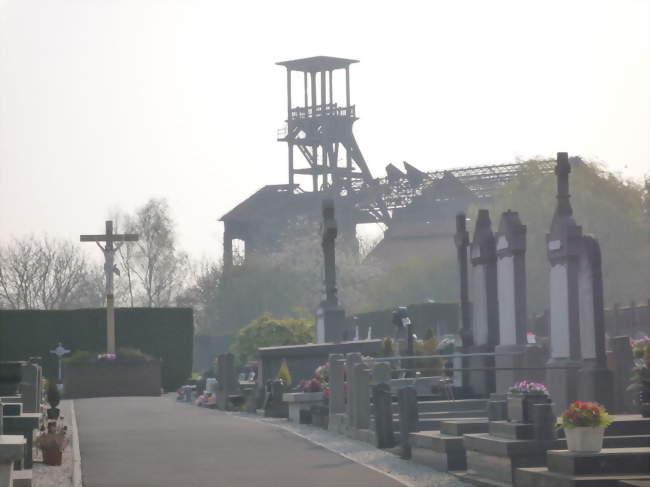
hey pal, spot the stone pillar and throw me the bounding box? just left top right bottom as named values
left=469, top=209, right=499, bottom=395
left=576, top=236, right=614, bottom=409
left=546, top=152, right=583, bottom=412
left=372, top=383, right=395, bottom=448
left=345, top=353, right=362, bottom=430
left=454, top=212, right=472, bottom=389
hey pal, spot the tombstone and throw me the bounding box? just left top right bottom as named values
left=546, top=153, right=583, bottom=412
left=0, top=403, right=26, bottom=487
left=576, top=236, right=614, bottom=409
left=494, top=211, right=545, bottom=392
left=18, top=362, right=41, bottom=414
left=372, top=383, right=396, bottom=448
left=215, top=353, right=240, bottom=410
left=327, top=353, right=346, bottom=433
left=608, top=336, right=635, bottom=413
left=468, top=209, right=499, bottom=395
left=316, top=199, right=346, bottom=343
left=397, top=386, right=418, bottom=460
left=344, top=353, right=362, bottom=430
left=351, top=363, right=371, bottom=432
left=370, top=361, right=392, bottom=384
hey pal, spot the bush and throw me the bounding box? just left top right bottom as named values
left=230, top=313, right=315, bottom=363
left=46, top=380, right=60, bottom=408
left=116, top=347, right=153, bottom=363
left=415, top=336, right=443, bottom=376
left=65, top=351, right=97, bottom=363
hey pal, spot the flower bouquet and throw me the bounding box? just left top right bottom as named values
left=559, top=401, right=612, bottom=452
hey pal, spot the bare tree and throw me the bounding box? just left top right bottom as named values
left=0, top=236, right=95, bottom=309
left=117, top=199, right=189, bottom=307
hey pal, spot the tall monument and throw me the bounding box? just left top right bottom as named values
left=316, top=199, right=346, bottom=343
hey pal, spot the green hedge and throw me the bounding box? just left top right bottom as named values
left=0, top=308, right=193, bottom=391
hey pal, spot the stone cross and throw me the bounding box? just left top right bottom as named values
left=50, top=342, right=70, bottom=381
left=80, top=220, right=138, bottom=354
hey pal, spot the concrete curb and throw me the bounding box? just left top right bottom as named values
left=70, top=400, right=83, bottom=487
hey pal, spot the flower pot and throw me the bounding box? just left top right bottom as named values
left=640, top=387, right=650, bottom=418
left=507, top=393, right=549, bottom=423
left=0, top=361, right=24, bottom=396
left=565, top=426, right=605, bottom=453
left=42, top=447, right=63, bottom=466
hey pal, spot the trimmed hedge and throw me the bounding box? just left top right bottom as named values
left=0, top=308, right=193, bottom=391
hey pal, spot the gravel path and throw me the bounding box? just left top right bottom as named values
left=32, top=399, right=74, bottom=487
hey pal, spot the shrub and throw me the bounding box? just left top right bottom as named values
left=46, top=380, right=60, bottom=408
left=415, top=336, right=443, bottom=376
left=65, top=351, right=96, bottom=363
left=116, top=347, right=153, bottom=363
left=380, top=337, right=394, bottom=357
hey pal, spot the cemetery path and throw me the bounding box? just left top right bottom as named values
left=74, top=395, right=405, bottom=487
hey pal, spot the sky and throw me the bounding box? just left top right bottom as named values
left=0, top=0, right=648, bottom=262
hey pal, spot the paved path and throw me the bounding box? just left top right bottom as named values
left=75, top=395, right=404, bottom=487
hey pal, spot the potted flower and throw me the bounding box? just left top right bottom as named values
left=46, top=379, right=61, bottom=420
left=626, top=343, right=650, bottom=417
left=559, top=401, right=612, bottom=452
left=35, top=421, right=68, bottom=466
left=507, top=381, right=550, bottom=423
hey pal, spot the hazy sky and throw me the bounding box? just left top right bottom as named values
left=1, top=0, right=648, bottom=262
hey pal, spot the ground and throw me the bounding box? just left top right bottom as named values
left=74, top=395, right=407, bottom=487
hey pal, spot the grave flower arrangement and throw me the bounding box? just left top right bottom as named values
left=507, top=381, right=550, bottom=423
left=509, top=381, right=549, bottom=395
left=559, top=401, right=612, bottom=452
left=35, top=420, right=68, bottom=466
left=631, top=336, right=650, bottom=359
left=297, top=363, right=330, bottom=399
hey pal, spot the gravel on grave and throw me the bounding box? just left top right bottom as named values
left=230, top=412, right=469, bottom=487
left=32, top=399, right=74, bottom=487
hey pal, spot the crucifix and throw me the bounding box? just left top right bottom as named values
left=80, top=220, right=138, bottom=354
left=50, top=342, right=70, bottom=382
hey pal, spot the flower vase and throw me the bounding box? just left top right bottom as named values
left=565, top=426, right=605, bottom=453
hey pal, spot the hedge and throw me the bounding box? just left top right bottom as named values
left=0, top=308, right=193, bottom=391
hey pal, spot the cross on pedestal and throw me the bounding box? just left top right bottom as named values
left=80, top=220, right=138, bottom=354
left=50, top=342, right=70, bottom=382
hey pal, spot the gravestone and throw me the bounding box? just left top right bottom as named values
left=397, top=386, right=418, bottom=460
left=454, top=212, right=472, bottom=389
left=546, top=153, right=583, bottom=412
left=316, top=199, right=346, bottom=343
left=576, top=236, right=614, bottom=409
left=372, top=383, right=395, bottom=448
left=18, top=362, right=41, bottom=414
left=494, top=211, right=545, bottom=392
left=344, top=353, right=362, bottom=430
left=468, top=209, right=499, bottom=395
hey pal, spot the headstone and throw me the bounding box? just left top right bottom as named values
left=546, top=152, right=583, bottom=412
left=609, top=336, right=635, bottom=413
left=454, top=213, right=472, bottom=389
left=468, top=209, right=499, bottom=395
left=328, top=354, right=345, bottom=419
left=494, top=211, right=545, bottom=392
left=397, top=386, right=418, bottom=460
left=370, top=362, right=391, bottom=384
left=372, top=383, right=395, bottom=449
left=576, top=236, right=614, bottom=409
left=344, top=353, right=362, bottom=429
left=18, top=363, right=41, bottom=414
left=316, top=199, right=346, bottom=343
left=351, top=363, right=370, bottom=431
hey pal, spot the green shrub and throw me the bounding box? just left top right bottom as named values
left=46, top=379, right=60, bottom=408
left=65, top=351, right=97, bottom=363
left=116, top=347, right=152, bottom=363
left=415, top=336, right=443, bottom=376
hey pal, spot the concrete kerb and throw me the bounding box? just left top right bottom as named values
left=226, top=410, right=469, bottom=487
left=70, top=400, right=83, bottom=487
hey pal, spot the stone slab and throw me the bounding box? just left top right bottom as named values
left=463, top=433, right=561, bottom=457
left=410, top=431, right=465, bottom=452
left=441, top=419, right=489, bottom=436
left=0, top=435, right=25, bottom=462
left=12, top=469, right=32, bottom=487
left=514, top=467, right=650, bottom=487
left=466, top=449, right=547, bottom=485
left=489, top=421, right=535, bottom=440
left=547, top=448, right=650, bottom=475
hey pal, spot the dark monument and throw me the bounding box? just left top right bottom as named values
left=316, top=199, right=346, bottom=343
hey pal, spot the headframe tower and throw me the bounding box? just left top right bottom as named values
left=276, top=56, right=374, bottom=193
